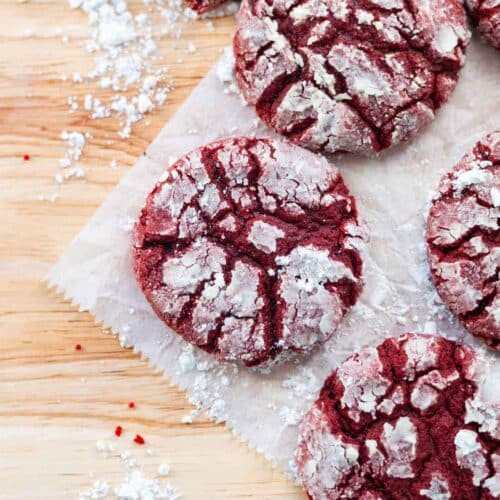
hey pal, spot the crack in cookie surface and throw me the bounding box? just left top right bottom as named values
left=133, top=137, right=368, bottom=366
left=295, top=333, right=500, bottom=499
left=234, top=0, right=470, bottom=155
left=426, top=131, right=499, bottom=351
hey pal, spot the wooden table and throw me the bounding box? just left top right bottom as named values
left=0, top=2, right=303, bottom=498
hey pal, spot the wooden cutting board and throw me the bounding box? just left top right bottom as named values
left=0, top=2, right=303, bottom=498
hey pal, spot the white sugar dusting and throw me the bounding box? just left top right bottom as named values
left=47, top=0, right=209, bottom=195
left=337, top=346, right=390, bottom=422
left=454, top=429, right=489, bottom=487
left=67, top=0, right=188, bottom=128
left=420, top=474, right=451, bottom=500
left=437, top=25, right=459, bottom=53
left=248, top=220, right=285, bottom=253
left=451, top=160, right=493, bottom=194
left=276, top=245, right=358, bottom=349
left=381, top=417, right=417, bottom=479
left=79, top=434, right=180, bottom=500
left=216, top=46, right=245, bottom=101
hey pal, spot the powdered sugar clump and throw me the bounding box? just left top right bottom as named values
left=51, top=0, right=207, bottom=192
left=66, top=0, right=177, bottom=135
left=54, top=130, right=90, bottom=185
left=113, top=469, right=180, bottom=499
left=79, top=434, right=181, bottom=500
left=216, top=47, right=240, bottom=96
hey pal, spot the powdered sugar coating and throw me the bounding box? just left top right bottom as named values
left=295, top=333, right=500, bottom=499
left=234, top=0, right=470, bottom=155
left=133, top=137, right=367, bottom=366
left=466, top=0, right=500, bottom=49
left=420, top=474, right=452, bottom=500
left=426, top=131, right=499, bottom=351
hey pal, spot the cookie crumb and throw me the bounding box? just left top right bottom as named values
left=133, top=434, right=145, bottom=445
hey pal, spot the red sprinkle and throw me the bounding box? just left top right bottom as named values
left=128, top=402, right=135, bottom=409
left=23, top=154, right=30, bottom=161
left=133, top=434, right=145, bottom=445
left=115, top=425, right=123, bottom=437
left=75, top=344, right=82, bottom=351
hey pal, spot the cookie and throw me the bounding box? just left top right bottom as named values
left=233, top=0, right=470, bottom=156
left=426, top=131, right=499, bottom=351
left=466, top=0, right=500, bottom=49
left=133, top=137, right=367, bottom=367
left=296, top=333, right=499, bottom=499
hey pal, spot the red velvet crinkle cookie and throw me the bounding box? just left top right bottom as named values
left=133, top=137, right=367, bottom=367
left=426, top=132, right=499, bottom=351
left=234, top=0, right=470, bottom=156
left=466, top=0, right=500, bottom=49
left=296, top=333, right=500, bottom=500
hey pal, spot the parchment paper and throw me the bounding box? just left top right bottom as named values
left=47, top=40, right=500, bottom=479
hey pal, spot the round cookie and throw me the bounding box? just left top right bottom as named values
left=426, top=132, right=499, bottom=351
left=133, top=137, right=367, bottom=367
left=233, top=0, right=470, bottom=156
left=295, top=333, right=500, bottom=499
left=466, top=0, right=500, bottom=49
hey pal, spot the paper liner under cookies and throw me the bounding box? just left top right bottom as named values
left=47, top=40, right=500, bottom=478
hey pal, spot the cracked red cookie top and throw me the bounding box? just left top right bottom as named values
left=233, top=0, right=470, bottom=156
left=426, top=131, right=499, bottom=351
left=466, top=0, right=500, bottom=49
left=133, top=137, right=367, bottom=367
left=296, top=333, right=500, bottom=499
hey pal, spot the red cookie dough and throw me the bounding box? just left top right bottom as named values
left=234, top=0, right=470, bottom=156
left=426, top=132, right=499, bottom=351
left=296, top=333, right=500, bottom=499
left=466, top=0, right=500, bottom=49
left=187, top=0, right=226, bottom=14
left=133, top=137, right=367, bottom=367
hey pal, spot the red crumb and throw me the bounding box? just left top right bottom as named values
left=188, top=0, right=226, bottom=14
left=128, top=402, right=135, bottom=409
left=114, top=425, right=123, bottom=437
left=23, top=154, right=30, bottom=161
left=133, top=434, right=145, bottom=445
left=75, top=344, right=82, bottom=351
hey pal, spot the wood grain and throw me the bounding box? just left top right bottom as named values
left=0, top=2, right=304, bottom=498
